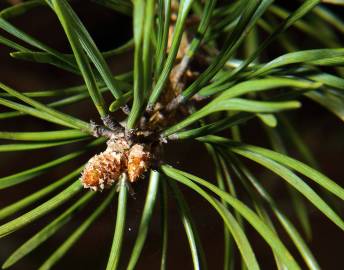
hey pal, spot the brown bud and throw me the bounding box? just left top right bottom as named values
left=127, top=144, right=150, bottom=182
left=81, top=151, right=123, bottom=191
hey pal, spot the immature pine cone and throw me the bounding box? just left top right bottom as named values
left=81, top=151, right=123, bottom=191
left=127, top=144, right=151, bottom=182
left=81, top=139, right=151, bottom=191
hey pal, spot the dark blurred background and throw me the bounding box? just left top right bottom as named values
left=0, top=1, right=343, bottom=269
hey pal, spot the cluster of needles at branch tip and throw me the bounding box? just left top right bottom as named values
left=81, top=3, right=205, bottom=192
left=1, top=0, right=344, bottom=269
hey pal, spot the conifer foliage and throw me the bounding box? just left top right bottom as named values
left=0, top=0, right=343, bottom=269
